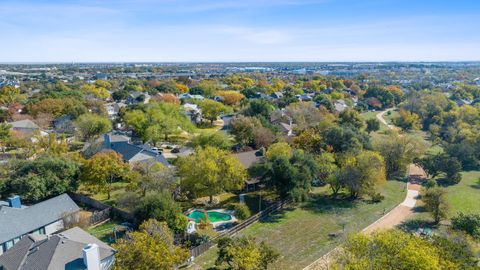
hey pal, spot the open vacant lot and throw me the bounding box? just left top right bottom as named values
left=194, top=180, right=406, bottom=269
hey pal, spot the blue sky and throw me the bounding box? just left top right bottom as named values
left=1, top=0, right=479, bottom=62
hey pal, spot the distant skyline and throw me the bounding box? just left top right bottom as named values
left=1, top=0, right=480, bottom=62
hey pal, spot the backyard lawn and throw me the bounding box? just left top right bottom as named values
left=193, top=180, right=406, bottom=269
left=87, top=220, right=129, bottom=245
left=445, top=171, right=480, bottom=216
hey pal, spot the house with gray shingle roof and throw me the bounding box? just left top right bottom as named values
left=102, top=133, right=170, bottom=167
left=0, top=194, right=80, bottom=255
left=0, top=227, right=115, bottom=270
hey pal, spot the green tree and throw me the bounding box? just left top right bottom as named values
left=373, top=133, right=426, bottom=178
left=253, top=150, right=317, bottom=201
left=1, top=155, right=80, bottom=202
left=365, top=118, right=380, bottom=133
left=178, top=146, right=247, bottom=203
left=199, top=99, right=232, bottom=125
left=338, top=150, right=386, bottom=199
left=265, top=142, right=292, bottom=159
left=230, top=116, right=262, bottom=146
left=0, top=123, right=12, bottom=152
left=339, top=109, right=364, bottom=130
left=215, top=237, right=278, bottom=270
left=113, top=219, right=189, bottom=270
left=423, top=187, right=449, bottom=224
left=451, top=213, right=480, bottom=240
left=80, top=151, right=129, bottom=199
left=393, top=109, right=421, bottom=131
left=191, top=131, right=233, bottom=150
left=0, top=86, right=24, bottom=106
left=124, top=102, right=193, bottom=143
left=134, top=192, right=188, bottom=232
left=75, top=113, right=112, bottom=141
left=130, top=162, right=176, bottom=196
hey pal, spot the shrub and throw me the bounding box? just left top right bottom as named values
left=451, top=213, right=480, bottom=240
left=228, top=203, right=251, bottom=220
left=369, top=192, right=385, bottom=203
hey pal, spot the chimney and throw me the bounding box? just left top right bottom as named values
left=83, top=244, right=101, bottom=270
left=8, top=195, right=21, bottom=208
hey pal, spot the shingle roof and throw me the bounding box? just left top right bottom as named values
left=109, top=141, right=170, bottom=167
left=0, top=194, right=80, bottom=244
left=0, top=228, right=115, bottom=270
left=235, top=150, right=263, bottom=169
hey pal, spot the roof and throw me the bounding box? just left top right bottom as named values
left=107, top=141, right=170, bottom=167
left=235, top=150, right=263, bottom=169
left=9, top=119, right=39, bottom=130
left=0, top=227, right=115, bottom=270
left=0, top=194, right=80, bottom=244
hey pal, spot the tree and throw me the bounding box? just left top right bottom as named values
left=75, top=113, right=112, bottom=141
left=339, top=109, right=364, bottom=130
left=1, top=155, right=80, bottom=202
left=322, top=125, right=369, bottom=153
left=253, top=150, right=317, bottom=201
left=215, top=237, right=278, bottom=270
left=423, top=187, right=449, bottom=224
left=230, top=116, right=262, bottom=146
left=415, top=153, right=463, bottom=184
left=315, top=152, right=337, bottom=185
left=134, top=192, right=188, bottom=232
left=81, top=83, right=110, bottom=99
left=124, top=103, right=193, bottom=143
left=334, top=230, right=475, bottom=270
left=252, top=127, right=274, bottom=148
left=451, top=213, right=480, bottom=240
left=113, top=219, right=189, bottom=270
left=0, top=123, right=12, bottom=152
left=216, top=90, right=245, bottom=106
left=112, top=90, right=129, bottom=101
left=414, top=154, right=443, bottom=179
left=338, top=150, right=386, bottom=199
left=365, top=118, right=380, bottom=133
left=265, top=142, right=292, bottom=159
left=192, top=131, right=233, bottom=150
left=130, top=162, right=176, bottom=196
left=245, top=99, right=275, bottom=119
left=0, top=86, right=24, bottom=106
left=80, top=151, right=129, bottom=199
left=393, top=109, right=421, bottom=131
left=373, top=133, right=426, bottom=178
left=198, top=99, right=232, bottom=124
left=178, top=146, right=247, bottom=203
left=442, top=157, right=462, bottom=184
left=293, top=128, right=324, bottom=154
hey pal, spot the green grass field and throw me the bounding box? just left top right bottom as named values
left=360, top=110, right=398, bottom=133
left=193, top=180, right=406, bottom=269
left=445, top=171, right=480, bottom=216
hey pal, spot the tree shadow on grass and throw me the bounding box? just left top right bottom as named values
left=469, top=183, right=480, bottom=190
left=412, top=205, right=427, bottom=213
left=300, top=192, right=358, bottom=215
left=257, top=206, right=295, bottom=224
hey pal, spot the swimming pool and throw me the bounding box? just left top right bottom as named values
left=188, top=210, right=233, bottom=223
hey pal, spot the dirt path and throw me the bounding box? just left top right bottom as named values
left=303, top=109, right=426, bottom=270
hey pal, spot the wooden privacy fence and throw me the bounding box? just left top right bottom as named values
left=190, top=199, right=290, bottom=257
left=68, top=192, right=136, bottom=225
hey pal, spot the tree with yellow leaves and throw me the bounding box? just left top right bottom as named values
left=113, top=219, right=189, bottom=270
left=178, top=146, right=247, bottom=203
